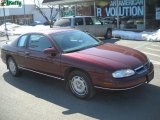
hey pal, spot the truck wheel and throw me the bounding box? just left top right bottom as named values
left=105, top=29, right=112, bottom=39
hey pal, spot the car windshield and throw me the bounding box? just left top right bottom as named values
left=54, top=18, right=71, bottom=27
left=51, top=30, right=103, bottom=53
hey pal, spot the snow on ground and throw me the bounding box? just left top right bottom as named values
left=11, top=25, right=50, bottom=35
left=113, top=29, right=160, bottom=42
left=0, top=23, right=50, bottom=36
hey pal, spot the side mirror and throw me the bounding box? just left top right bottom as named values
left=43, top=47, right=57, bottom=55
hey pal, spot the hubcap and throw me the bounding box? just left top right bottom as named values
left=8, top=59, right=16, bottom=75
left=71, top=76, right=88, bottom=96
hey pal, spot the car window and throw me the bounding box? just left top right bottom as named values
left=51, top=30, right=102, bottom=53
left=17, top=35, right=28, bottom=47
left=92, top=17, right=102, bottom=25
left=28, top=34, right=52, bottom=52
left=54, top=18, right=71, bottom=27
left=75, top=18, right=84, bottom=26
left=85, top=17, right=93, bottom=25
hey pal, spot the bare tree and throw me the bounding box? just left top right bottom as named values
left=34, top=0, right=58, bottom=28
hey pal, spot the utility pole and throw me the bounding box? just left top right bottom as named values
left=143, top=0, right=146, bottom=30
left=116, top=0, right=120, bottom=29
left=23, top=0, right=26, bottom=24
left=3, top=6, right=9, bottom=41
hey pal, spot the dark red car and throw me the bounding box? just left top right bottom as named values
left=1, top=28, right=154, bottom=99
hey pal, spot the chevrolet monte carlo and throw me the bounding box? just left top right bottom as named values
left=1, top=28, right=154, bottom=99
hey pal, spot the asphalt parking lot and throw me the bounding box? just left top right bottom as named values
left=0, top=36, right=160, bottom=120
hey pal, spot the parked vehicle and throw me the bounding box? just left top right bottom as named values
left=1, top=28, right=154, bottom=99
left=29, top=21, right=44, bottom=26
left=54, top=16, right=113, bottom=39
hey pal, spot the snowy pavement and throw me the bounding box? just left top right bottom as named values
left=0, top=23, right=50, bottom=36
left=113, top=29, right=160, bottom=42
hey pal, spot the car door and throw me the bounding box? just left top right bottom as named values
left=25, top=34, right=61, bottom=77
left=84, top=17, right=96, bottom=36
left=15, top=34, right=29, bottom=68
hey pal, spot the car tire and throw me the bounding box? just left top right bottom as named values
left=104, top=29, right=112, bottom=39
left=68, top=70, right=95, bottom=99
left=7, top=57, right=21, bottom=77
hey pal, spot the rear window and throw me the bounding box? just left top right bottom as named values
left=17, top=35, right=28, bottom=47
left=54, top=18, right=71, bottom=27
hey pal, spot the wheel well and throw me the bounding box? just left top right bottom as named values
left=107, top=28, right=112, bottom=32
left=64, top=67, right=92, bottom=81
left=6, top=55, right=12, bottom=68
left=105, top=28, right=112, bottom=39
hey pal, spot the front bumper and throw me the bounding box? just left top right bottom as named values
left=94, top=62, right=154, bottom=90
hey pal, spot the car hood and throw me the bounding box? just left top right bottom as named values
left=65, top=43, right=147, bottom=70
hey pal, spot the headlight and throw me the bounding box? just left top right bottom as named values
left=112, top=69, right=135, bottom=78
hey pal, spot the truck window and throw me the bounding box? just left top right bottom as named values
left=75, top=18, right=84, bottom=26
left=85, top=17, right=93, bottom=25
left=54, top=18, right=71, bottom=27
left=92, top=17, right=102, bottom=25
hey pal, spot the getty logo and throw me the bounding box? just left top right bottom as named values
left=0, top=0, right=22, bottom=7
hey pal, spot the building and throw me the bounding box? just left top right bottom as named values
left=43, top=0, right=160, bottom=30
left=0, top=2, right=58, bottom=25
left=0, top=4, right=34, bottom=25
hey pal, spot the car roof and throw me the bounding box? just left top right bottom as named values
left=25, top=27, right=77, bottom=35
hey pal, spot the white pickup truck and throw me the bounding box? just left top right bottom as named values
left=54, top=16, right=113, bottom=39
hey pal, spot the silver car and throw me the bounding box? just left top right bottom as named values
left=54, top=16, right=113, bottom=39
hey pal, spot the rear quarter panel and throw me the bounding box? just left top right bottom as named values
left=1, top=43, right=18, bottom=65
left=94, top=24, right=113, bottom=37
left=1, top=48, right=7, bottom=64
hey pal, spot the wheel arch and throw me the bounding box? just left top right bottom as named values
left=64, top=67, right=92, bottom=82
left=6, top=54, right=13, bottom=69
left=107, top=28, right=112, bottom=32
left=105, top=28, right=112, bottom=39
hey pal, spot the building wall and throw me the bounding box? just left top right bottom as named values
left=8, top=5, right=34, bottom=15
left=32, top=8, right=59, bottom=23
left=0, top=4, right=59, bottom=25
left=0, top=8, right=9, bottom=16
left=45, top=0, right=160, bottom=30
left=146, top=0, right=160, bottom=29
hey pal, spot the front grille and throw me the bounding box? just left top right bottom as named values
left=134, top=62, right=150, bottom=74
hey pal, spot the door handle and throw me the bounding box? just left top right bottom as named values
left=25, top=51, right=30, bottom=55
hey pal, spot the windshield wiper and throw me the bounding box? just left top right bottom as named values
left=99, top=41, right=104, bottom=45
left=91, top=42, right=104, bottom=47
left=65, top=42, right=104, bottom=53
